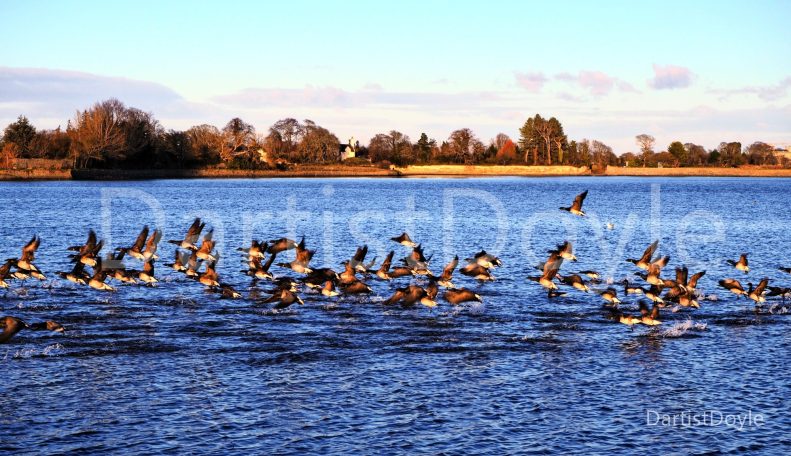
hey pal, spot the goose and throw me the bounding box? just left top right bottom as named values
left=635, top=263, right=664, bottom=287
left=301, top=268, right=340, bottom=289
left=342, top=279, right=373, bottom=295
left=374, top=251, right=395, bottom=280
left=104, top=251, right=137, bottom=284
left=626, top=240, right=659, bottom=270
left=0, top=259, right=15, bottom=288
left=644, top=285, right=665, bottom=304
left=718, top=278, right=746, bottom=297
left=638, top=301, right=662, bottom=325
left=1, top=316, right=65, bottom=344
left=434, top=255, right=458, bottom=288
left=779, top=267, right=791, bottom=274
left=142, top=229, right=162, bottom=261
left=184, top=251, right=203, bottom=277
left=167, top=217, right=205, bottom=251
left=382, top=284, right=435, bottom=307
left=198, top=261, right=219, bottom=287
left=443, top=287, right=482, bottom=305
left=547, top=289, right=568, bottom=298
left=391, top=232, right=417, bottom=248
left=16, top=235, right=42, bottom=273
left=349, top=245, right=369, bottom=272
left=195, top=230, right=217, bottom=261
left=559, top=190, right=588, bottom=216
left=551, top=241, right=577, bottom=262
left=69, top=229, right=103, bottom=267
left=599, top=287, right=621, bottom=306
left=621, top=279, right=644, bottom=295
left=88, top=257, right=114, bottom=291
left=117, top=225, right=149, bottom=261
left=267, top=237, right=298, bottom=255
left=561, top=274, right=589, bottom=292
left=767, top=286, right=791, bottom=303
left=277, top=237, right=314, bottom=274
left=237, top=240, right=266, bottom=260
left=403, top=244, right=431, bottom=271
left=215, top=283, right=242, bottom=299
left=245, top=253, right=277, bottom=280
left=363, top=256, right=378, bottom=272
left=339, top=261, right=358, bottom=285
left=608, top=308, right=641, bottom=327
left=321, top=281, right=340, bottom=297
left=747, top=278, right=769, bottom=305
left=166, top=250, right=189, bottom=272
left=727, top=254, right=749, bottom=273
left=578, top=270, right=600, bottom=281
left=138, top=259, right=157, bottom=284
left=465, top=250, right=502, bottom=269
left=460, top=263, right=495, bottom=282
left=263, top=288, right=304, bottom=309
left=527, top=251, right=563, bottom=290
left=56, top=261, right=89, bottom=285
left=389, top=266, right=416, bottom=278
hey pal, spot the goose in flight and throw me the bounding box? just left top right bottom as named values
left=727, top=254, right=750, bottom=273
left=69, top=229, right=104, bottom=267
left=626, top=240, right=659, bottom=270
left=88, top=257, right=114, bottom=291
left=391, top=232, right=417, bottom=248
left=747, top=278, right=769, bottom=305
left=639, top=301, right=662, bottom=325
left=559, top=190, right=588, bottom=216
left=168, top=217, right=205, bottom=251
left=267, top=237, right=298, bottom=255
left=443, top=287, right=482, bottom=305
left=16, top=235, right=42, bottom=273
left=1, top=316, right=65, bottom=344
left=117, top=225, right=149, bottom=261
left=374, top=251, right=395, bottom=280
left=527, top=251, right=563, bottom=290
left=465, top=250, right=502, bottom=269
left=434, top=255, right=458, bottom=288
left=718, top=278, right=747, bottom=297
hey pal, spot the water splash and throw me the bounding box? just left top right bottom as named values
left=662, top=319, right=708, bottom=338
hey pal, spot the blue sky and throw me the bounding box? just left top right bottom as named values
left=1, top=0, right=789, bottom=153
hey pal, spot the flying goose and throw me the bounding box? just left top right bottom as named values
left=198, top=261, right=219, bottom=287
left=779, top=267, right=791, bottom=274
left=16, top=235, right=42, bottom=273
left=342, top=279, right=373, bottom=295
left=184, top=251, right=203, bottom=277
left=391, top=232, right=417, bottom=248
left=56, top=261, right=90, bottom=285
left=560, top=274, right=589, bottom=292
left=277, top=237, right=314, bottom=274
left=374, top=251, right=395, bottom=280
left=267, top=237, right=298, bottom=255
left=382, top=284, right=436, bottom=308
left=638, top=301, right=662, bottom=325
left=551, top=241, right=577, bottom=262
left=727, top=254, right=750, bottom=273
left=195, top=229, right=217, bottom=261
left=434, top=255, right=458, bottom=288
left=718, top=278, right=746, bottom=297
left=559, top=190, right=588, bottom=216
left=621, top=279, right=644, bottom=295
left=137, top=259, right=157, bottom=284
left=117, top=225, right=149, bottom=261
left=245, top=253, right=277, bottom=280
left=527, top=251, right=563, bottom=290
left=321, top=281, right=340, bottom=297
left=263, top=288, right=304, bottom=309
left=88, top=257, right=114, bottom=291
left=608, top=307, right=642, bottom=327
left=443, top=287, right=482, bottom=305
left=465, top=250, right=502, bottom=269
left=166, top=250, right=189, bottom=272
left=747, top=278, right=769, bottom=305
left=460, top=263, right=495, bottom=282
left=349, top=245, right=369, bottom=272
left=626, top=240, right=659, bottom=270
left=168, top=217, right=205, bottom=251
left=142, top=229, right=162, bottom=261
left=69, top=229, right=104, bottom=267
left=238, top=239, right=266, bottom=260
left=1, top=316, right=65, bottom=344
left=599, top=287, right=621, bottom=306
left=301, top=268, right=340, bottom=289
left=339, top=261, right=358, bottom=285
left=0, top=259, right=15, bottom=288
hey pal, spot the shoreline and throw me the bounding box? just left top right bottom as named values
left=2, top=164, right=791, bottom=181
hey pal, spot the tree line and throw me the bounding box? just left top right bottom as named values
left=1, top=98, right=787, bottom=169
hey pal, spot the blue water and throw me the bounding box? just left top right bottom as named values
left=1, top=177, right=789, bottom=454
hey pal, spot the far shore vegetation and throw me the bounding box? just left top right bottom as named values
left=2, top=98, right=790, bottom=175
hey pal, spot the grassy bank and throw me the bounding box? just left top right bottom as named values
left=2, top=164, right=791, bottom=181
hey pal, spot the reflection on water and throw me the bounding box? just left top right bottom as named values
left=1, top=177, right=790, bottom=454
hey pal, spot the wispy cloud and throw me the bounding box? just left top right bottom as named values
left=514, top=72, right=548, bottom=92
left=709, top=76, right=791, bottom=101
left=552, top=70, right=638, bottom=96
left=648, top=64, right=694, bottom=90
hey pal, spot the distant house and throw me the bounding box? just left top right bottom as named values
left=339, top=136, right=357, bottom=161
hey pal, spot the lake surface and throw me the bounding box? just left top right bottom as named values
left=1, top=177, right=790, bottom=455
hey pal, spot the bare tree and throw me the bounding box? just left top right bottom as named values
left=635, top=134, right=655, bottom=168
left=68, top=99, right=127, bottom=168
left=448, top=128, right=485, bottom=164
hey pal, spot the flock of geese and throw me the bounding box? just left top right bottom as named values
left=2, top=190, right=790, bottom=344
